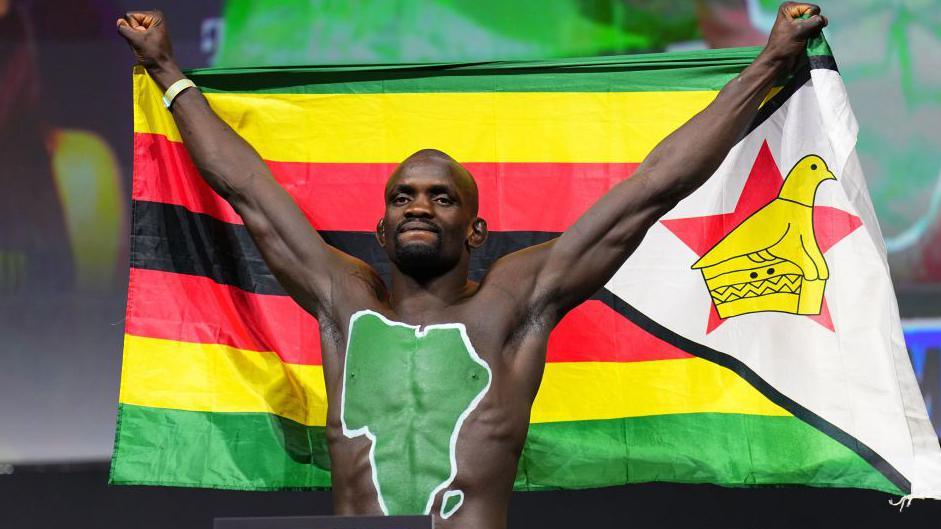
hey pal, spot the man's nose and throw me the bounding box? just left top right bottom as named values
left=404, top=195, right=434, bottom=217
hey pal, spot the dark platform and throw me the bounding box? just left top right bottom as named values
left=214, top=514, right=431, bottom=529
left=3, top=462, right=941, bottom=529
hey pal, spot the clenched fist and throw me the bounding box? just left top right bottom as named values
left=762, top=2, right=828, bottom=70
left=116, top=11, right=174, bottom=71
left=117, top=11, right=183, bottom=89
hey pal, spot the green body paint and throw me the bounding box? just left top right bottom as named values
left=340, top=310, right=492, bottom=516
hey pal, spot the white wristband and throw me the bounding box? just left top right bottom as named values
left=162, top=78, right=197, bottom=109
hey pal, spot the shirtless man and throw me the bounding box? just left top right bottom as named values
left=117, top=4, right=826, bottom=528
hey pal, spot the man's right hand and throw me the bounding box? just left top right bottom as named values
left=116, top=11, right=176, bottom=75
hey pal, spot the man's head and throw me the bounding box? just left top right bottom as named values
left=376, top=149, right=487, bottom=278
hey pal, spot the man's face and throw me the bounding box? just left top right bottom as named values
left=378, top=157, right=482, bottom=278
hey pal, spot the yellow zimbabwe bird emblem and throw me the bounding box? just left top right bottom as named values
left=692, top=155, right=836, bottom=319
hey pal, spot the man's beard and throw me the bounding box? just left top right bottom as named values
left=392, top=216, right=453, bottom=277
left=393, top=237, right=446, bottom=277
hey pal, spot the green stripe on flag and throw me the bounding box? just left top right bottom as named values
left=184, top=47, right=763, bottom=95
left=110, top=404, right=900, bottom=494
left=110, top=404, right=332, bottom=490
left=516, top=413, right=902, bottom=494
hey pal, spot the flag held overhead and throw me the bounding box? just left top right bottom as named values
left=112, top=38, right=941, bottom=502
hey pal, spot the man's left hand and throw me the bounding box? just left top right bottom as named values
left=762, top=2, right=828, bottom=70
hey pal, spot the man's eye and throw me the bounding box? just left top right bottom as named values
left=435, top=196, right=453, bottom=205
left=393, top=195, right=410, bottom=205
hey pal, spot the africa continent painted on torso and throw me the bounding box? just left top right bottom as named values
left=340, top=310, right=492, bottom=517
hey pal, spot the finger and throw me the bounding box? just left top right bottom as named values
left=794, top=14, right=826, bottom=36
left=781, top=2, right=820, bottom=19
left=126, top=12, right=152, bottom=30
left=138, top=11, right=161, bottom=27
left=124, top=12, right=142, bottom=30
left=799, top=4, right=821, bottom=16
left=116, top=19, right=137, bottom=39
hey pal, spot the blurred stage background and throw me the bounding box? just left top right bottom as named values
left=1, top=0, right=939, bottom=526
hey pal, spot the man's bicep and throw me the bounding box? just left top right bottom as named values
left=533, top=176, right=670, bottom=314
left=481, top=210, right=651, bottom=324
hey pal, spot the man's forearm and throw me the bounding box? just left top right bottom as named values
left=147, top=61, right=272, bottom=207
left=118, top=10, right=352, bottom=315
left=636, top=52, right=785, bottom=208
left=635, top=1, right=828, bottom=209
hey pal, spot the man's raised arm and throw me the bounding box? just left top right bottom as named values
left=488, top=2, right=828, bottom=322
left=117, top=11, right=365, bottom=316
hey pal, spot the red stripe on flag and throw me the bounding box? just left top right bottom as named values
left=133, top=132, right=640, bottom=232
left=548, top=300, right=692, bottom=362
left=126, top=269, right=690, bottom=365
left=126, top=268, right=323, bottom=365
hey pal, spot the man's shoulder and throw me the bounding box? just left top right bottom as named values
left=472, top=240, right=563, bottom=330
left=458, top=285, right=557, bottom=352
left=322, top=258, right=388, bottom=312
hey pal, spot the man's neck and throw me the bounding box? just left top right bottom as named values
left=388, top=258, right=476, bottom=321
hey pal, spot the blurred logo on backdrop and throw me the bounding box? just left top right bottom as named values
left=0, top=2, right=125, bottom=293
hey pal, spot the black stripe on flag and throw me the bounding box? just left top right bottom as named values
left=130, top=200, right=560, bottom=295
left=744, top=52, right=839, bottom=139
left=808, top=54, right=838, bottom=72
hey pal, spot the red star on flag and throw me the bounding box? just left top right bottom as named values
left=660, top=141, right=863, bottom=334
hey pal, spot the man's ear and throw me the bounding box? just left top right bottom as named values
left=467, top=217, right=488, bottom=249
left=375, top=218, right=387, bottom=248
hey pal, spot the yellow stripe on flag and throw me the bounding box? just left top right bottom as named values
left=134, top=70, right=717, bottom=164
left=120, top=334, right=787, bottom=427
left=119, top=334, right=328, bottom=426
left=531, top=359, right=789, bottom=423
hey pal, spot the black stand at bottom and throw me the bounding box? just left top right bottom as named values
left=214, top=515, right=433, bottom=529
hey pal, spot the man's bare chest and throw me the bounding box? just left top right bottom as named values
left=332, top=309, right=495, bottom=516
left=318, top=291, right=551, bottom=514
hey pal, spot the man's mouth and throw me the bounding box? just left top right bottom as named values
left=397, top=220, right=440, bottom=234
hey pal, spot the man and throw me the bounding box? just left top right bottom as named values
left=117, top=4, right=827, bottom=528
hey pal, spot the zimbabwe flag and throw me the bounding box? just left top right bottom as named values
left=111, top=43, right=941, bottom=499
